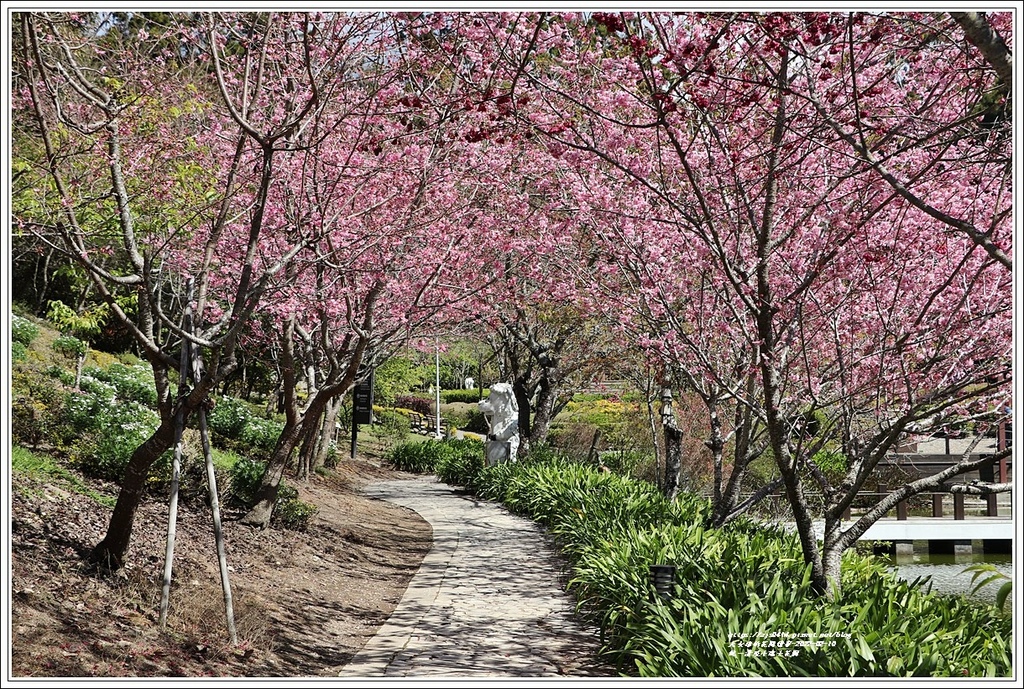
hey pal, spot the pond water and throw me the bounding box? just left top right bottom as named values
left=883, top=552, right=1013, bottom=605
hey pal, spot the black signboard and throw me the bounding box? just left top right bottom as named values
left=353, top=374, right=374, bottom=425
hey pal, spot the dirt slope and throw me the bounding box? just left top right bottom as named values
left=8, top=457, right=433, bottom=678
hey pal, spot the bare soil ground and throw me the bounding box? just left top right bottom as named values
left=8, top=453, right=434, bottom=678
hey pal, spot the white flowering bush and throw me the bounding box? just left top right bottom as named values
left=67, top=375, right=160, bottom=481
left=240, top=415, right=283, bottom=455
left=208, top=395, right=252, bottom=440
left=82, top=362, right=157, bottom=407
left=11, top=313, right=40, bottom=346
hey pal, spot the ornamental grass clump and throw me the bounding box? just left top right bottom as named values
left=470, top=456, right=1012, bottom=678
left=433, top=439, right=485, bottom=488
left=386, top=438, right=481, bottom=476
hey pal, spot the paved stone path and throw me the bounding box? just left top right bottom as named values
left=338, top=475, right=614, bottom=678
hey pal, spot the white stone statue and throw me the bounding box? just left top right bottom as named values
left=464, top=376, right=475, bottom=390
left=477, top=382, right=520, bottom=466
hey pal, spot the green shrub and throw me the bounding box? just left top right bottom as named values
left=442, top=388, right=487, bottom=404
left=597, top=448, right=654, bottom=478
left=66, top=375, right=118, bottom=433
left=439, top=404, right=489, bottom=433
left=387, top=439, right=443, bottom=473
left=52, top=334, right=87, bottom=359
left=228, top=455, right=267, bottom=507
left=58, top=374, right=160, bottom=481
left=240, top=416, right=283, bottom=456
left=277, top=483, right=299, bottom=502
left=11, top=314, right=40, bottom=346
left=517, top=442, right=567, bottom=466
left=45, top=364, right=76, bottom=387
left=12, top=341, right=28, bottom=362
left=270, top=482, right=318, bottom=530
left=15, top=360, right=163, bottom=483
left=323, top=442, right=339, bottom=469
left=206, top=396, right=283, bottom=458
left=11, top=372, right=72, bottom=449
left=372, top=407, right=411, bottom=451
left=72, top=403, right=160, bottom=482
left=462, top=408, right=490, bottom=433
left=558, top=396, right=629, bottom=430
left=274, top=495, right=319, bottom=530
left=210, top=447, right=243, bottom=474
left=387, top=437, right=484, bottom=477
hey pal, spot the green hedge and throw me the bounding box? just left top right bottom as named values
left=442, top=388, right=487, bottom=404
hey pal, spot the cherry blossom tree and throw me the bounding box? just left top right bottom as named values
left=581, top=202, right=778, bottom=519
left=236, top=69, right=495, bottom=526
left=797, top=11, right=1012, bottom=271
left=11, top=11, right=371, bottom=568
left=457, top=10, right=1012, bottom=597
left=359, top=12, right=627, bottom=457
left=469, top=173, right=623, bottom=454
left=11, top=10, right=1012, bottom=600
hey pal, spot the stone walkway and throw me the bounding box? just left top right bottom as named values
left=338, top=475, right=615, bottom=678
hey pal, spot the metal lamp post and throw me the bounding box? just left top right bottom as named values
left=434, top=339, right=443, bottom=439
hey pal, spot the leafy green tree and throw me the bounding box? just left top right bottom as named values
left=46, top=300, right=109, bottom=389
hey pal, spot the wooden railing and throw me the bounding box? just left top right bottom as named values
left=840, top=488, right=1009, bottom=521
left=741, top=486, right=1011, bottom=522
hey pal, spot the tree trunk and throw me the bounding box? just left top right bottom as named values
left=297, top=418, right=317, bottom=481
left=313, top=396, right=342, bottom=469
left=819, top=530, right=844, bottom=602
left=89, top=417, right=179, bottom=570
left=711, top=454, right=750, bottom=527
left=707, top=399, right=725, bottom=509
left=949, top=12, right=1013, bottom=86
left=644, top=383, right=663, bottom=487
left=240, top=420, right=305, bottom=528
left=751, top=46, right=832, bottom=595
left=660, top=387, right=682, bottom=500
left=74, top=351, right=85, bottom=390
left=240, top=459, right=290, bottom=529
left=33, top=248, right=53, bottom=314
left=663, top=425, right=683, bottom=500
left=527, top=374, right=560, bottom=449
left=710, top=403, right=764, bottom=527
left=241, top=387, right=341, bottom=527
left=586, top=428, right=603, bottom=465
left=239, top=365, right=249, bottom=401
left=776, top=444, right=828, bottom=594
left=512, top=378, right=533, bottom=454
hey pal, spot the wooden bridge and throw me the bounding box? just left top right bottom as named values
left=781, top=441, right=1014, bottom=556
left=846, top=516, right=1013, bottom=543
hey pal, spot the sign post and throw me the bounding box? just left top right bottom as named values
left=351, top=371, right=375, bottom=459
